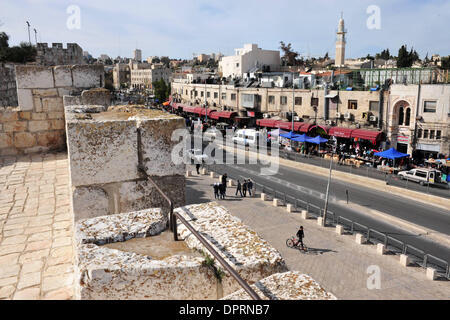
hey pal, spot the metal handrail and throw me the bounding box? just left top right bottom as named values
left=172, top=211, right=262, bottom=300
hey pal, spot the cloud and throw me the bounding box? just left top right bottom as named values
left=0, top=0, right=448, bottom=59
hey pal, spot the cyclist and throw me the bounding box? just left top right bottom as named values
left=295, top=226, right=305, bottom=250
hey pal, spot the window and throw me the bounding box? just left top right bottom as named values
left=430, top=130, right=435, bottom=139
left=207, top=92, right=210, bottom=98
left=436, top=130, right=441, bottom=140
left=280, top=96, right=287, bottom=105
left=398, top=107, right=404, bottom=125
left=423, top=130, right=429, bottom=139
left=214, top=92, right=218, bottom=99
left=231, top=94, right=236, bottom=101
left=417, top=129, right=422, bottom=139
left=415, top=171, right=427, bottom=178
left=311, top=97, right=319, bottom=106
left=405, top=108, right=411, bottom=126
left=424, top=101, right=437, bottom=113
left=236, top=63, right=240, bottom=67
left=269, top=96, right=275, bottom=104
left=369, top=101, right=379, bottom=112
left=348, top=100, right=358, bottom=110
left=201, top=91, right=204, bottom=97
left=186, top=90, right=188, bottom=95
left=221, top=93, right=226, bottom=100
left=295, top=97, right=302, bottom=105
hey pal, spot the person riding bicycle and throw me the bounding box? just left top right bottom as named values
left=295, top=226, right=305, bottom=250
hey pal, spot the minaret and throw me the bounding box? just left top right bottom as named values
left=335, top=13, right=346, bottom=67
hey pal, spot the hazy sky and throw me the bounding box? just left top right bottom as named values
left=1, top=0, right=449, bottom=60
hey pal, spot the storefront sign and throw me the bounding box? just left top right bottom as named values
left=417, top=143, right=440, bottom=152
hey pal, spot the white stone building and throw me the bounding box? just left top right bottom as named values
left=219, top=44, right=281, bottom=79
left=131, top=65, right=172, bottom=90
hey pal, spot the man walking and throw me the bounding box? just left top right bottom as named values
left=221, top=174, right=228, bottom=197
left=296, top=226, right=305, bottom=250
left=213, top=183, right=219, bottom=199
left=247, top=179, right=253, bottom=197
left=235, top=180, right=243, bottom=197
left=219, top=183, right=225, bottom=200
left=196, top=163, right=201, bottom=174
left=242, top=180, right=247, bottom=197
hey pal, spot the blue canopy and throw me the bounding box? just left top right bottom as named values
left=280, top=131, right=301, bottom=140
left=374, top=148, right=410, bottom=160
left=306, top=136, right=329, bottom=145
left=291, top=134, right=310, bottom=143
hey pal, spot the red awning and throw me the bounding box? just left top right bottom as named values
left=299, top=123, right=314, bottom=133
left=277, top=122, right=293, bottom=130
left=193, top=107, right=204, bottom=115
left=209, top=111, right=237, bottom=120
left=329, top=127, right=354, bottom=138
left=256, top=119, right=280, bottom=128
left=310, top=125, right=330, bottom=134
left=182, top=105, right=197, bottom=113
left=351, top=129, right=383, bottom=144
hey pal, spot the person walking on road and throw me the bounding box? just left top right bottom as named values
left=235, top=180, right=243, bottom=197
left=213, top=183, right=219, bottom=199
left=221, top=174, right=228, bottom=197
left=242, top=180, right=248, bottom=197
left=196, top=163, right=201, bottom=174
left=247, top=179, right=253, bottom=197
left=295, top=226, right=305, bottom=250
left=219, top=183, right=226, bottom=200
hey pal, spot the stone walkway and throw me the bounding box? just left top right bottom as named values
left=186, top=166, right=450, bottom=300
left=0, top=152, right=74, bottom=300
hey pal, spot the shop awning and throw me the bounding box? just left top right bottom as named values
left=193, top=107, right=204, bottom=115
left=210, top=111, right=237, bottom=120
left=182, top=105, right=197, bottom=113
left=256, top=119, right=280, bottom=128
left=299, top=123, right=314, bottom=133
left=198, top=108, right=216, bottom=116
left=329, top=127, right=354, bottom=138
left=310, top=125, right=330, bottom=134
left=351, top=129, right=383, bottom=144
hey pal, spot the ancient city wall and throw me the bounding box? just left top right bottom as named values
left=36, top=43, right=84, bottom=66
left=0, top=65, right=104, bottom=156
left=0, top=63, right=18, bottom=107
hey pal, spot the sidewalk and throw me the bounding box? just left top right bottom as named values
left=186, top=166, right=450, bottom=300
left=0, top=153, right=74, bottom=300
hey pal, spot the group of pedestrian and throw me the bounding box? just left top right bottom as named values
left=213, top=174, right=228, bottom=200
left=235, top=179, right=253, bottom=197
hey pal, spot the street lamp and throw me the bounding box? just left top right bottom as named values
left=26, top=21, right=31, bottom=45
left=33, top=28, right=37, bottom=45
left=322, top=152, right=334, bottom=226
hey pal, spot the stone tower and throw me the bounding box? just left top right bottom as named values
left=335, top=14, right=346, bottom=67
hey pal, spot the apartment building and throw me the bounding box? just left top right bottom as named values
left=131, top=65, right=172, bottom=90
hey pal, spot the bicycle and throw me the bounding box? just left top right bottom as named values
left=286, top=236, right=308, bottom=253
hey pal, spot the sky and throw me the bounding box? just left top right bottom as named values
left=0, top=0, right=449, bottom=60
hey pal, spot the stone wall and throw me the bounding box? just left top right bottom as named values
left=64, top=104, right=186, bottom=221
left=36, top=43, right=84, bottom=66
left=0, top=65, right=105, bottom=156
left=0, top=63, right=18, bottom=107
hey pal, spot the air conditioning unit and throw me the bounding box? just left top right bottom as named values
left=369, top=116, right=378, bottom=122
left=294, top=116, right=301, bottom=121
left=335, top=112, right=342, bottom=119
left=263, top=113, right=270, bottom=119
left=355, top=123, right=361, bottom=129
left=344, top=112, right=352, bottom=120
left=325, top=120, right=334, bottom=126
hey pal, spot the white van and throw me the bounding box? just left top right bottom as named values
left=398, top=168, right=444, bottom=186
left=232, top=129, right=261, bottom=147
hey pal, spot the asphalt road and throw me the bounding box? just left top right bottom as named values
left=201, top=148, right=450, bottom=265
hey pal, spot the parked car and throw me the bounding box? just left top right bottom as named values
left=398, top=168, right=447, bottom=187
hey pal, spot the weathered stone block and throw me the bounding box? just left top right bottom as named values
left=66, top=119, right=139, bottom=187
left=138, top=117, right=186, bottom=177
left=50, top=119, right=65, bottom=130
left=72, top=187, right=110, bottom=222
left=261, top=193, right=267, bottom=201
left=15, top=66, right=54, bottom=89
left=376, top=243, right=387, bottom=255
left=336, top=225, right=344, bottom=235
left=0, top=111, right=19, bottom=122
left=31, top=112, right=47, bottom=120
left=19, top=112, right=31, bottom=120
left=118, top=176, right=185, bottom=214
left=81, top=88, right=111, bottom=106
left=273, top=198, right=280, bottom=207
left=17, top=89, right=33, bottom=111
left=0, top=133, right=13, bottom=148
left=426, top=267, right=437, bottom=281
left=42, top=97, right=64, bottom=112
left=317, top=217, right=324, bottom=226
left=28, top=120, right=50, bottom=132
left=32, top=88, right=58, bottom=98
left=301, top=210, right=309, bottom=220
left=36, top=131, right=65, bottom=148
left=286, top=204, right=293, bottom=213
left=3, top=121, right=27, bottom=132
left=63, top=95, right=81, bottom=107
left=47, top=112, right=64, bottom=120
left=72, top=65, right=104, bottom=88
left=33, top=97, right=43, bottom=112
left=399, top=254, right=410, bottom=267
left=14, top=132, right=36, bottom=148
left=53, top=66, right=72, bottom=87
left=355, top=233, right=365, bottom=244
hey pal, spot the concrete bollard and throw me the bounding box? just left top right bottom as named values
left=355, top=233, right=366, bottom=245
left=286, top=204, right=293, bottom=213
left=399, top=254, right=410, bottom=267
left=301, top=210, right=309, bottom=220
left=201, top=168, right=207, bottom=175
left=335, top=225, right=344, bottom=235
left=210, top=172, right=215, bottom=178
left=377, top=244, right=387, bottom=255
left=317, top=217, right=324, bottom=226
left=228, top=180, right=234, bottom=187
left=261, top=193, right=267, bottom=201
left=186, top=170, right=191, bottom=177
left=426, top=267, right=437, bottom=281
left=219, top=175, right=223, bottom=183
left=273, top=198, right=279, bottom=207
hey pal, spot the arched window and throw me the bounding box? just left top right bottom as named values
left=405, top=108, right=411, bottom=126
left=398, top=107, right=404, bottom=125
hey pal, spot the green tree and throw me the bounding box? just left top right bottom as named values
left=441, top=56, right=450, bottom=70
left=152, top=79, right=169, bottom=102
left=397, top=45, right=419, bottom=68
left=280, top=41, right=300, bottom=66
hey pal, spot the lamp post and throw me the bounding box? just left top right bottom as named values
left=26, top=21, right=31, bottom=45
left=204, top=81, right=208, bottom=122
left=33, top=28, right=37, bottom=45
left=322, top=152, right=334, bottom=227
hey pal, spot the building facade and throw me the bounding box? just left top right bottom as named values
left=112, top=63, right=131, bottom=90
left=131, top=65, right=172, bottom=90
left=219, top=44, right=281, bottom=79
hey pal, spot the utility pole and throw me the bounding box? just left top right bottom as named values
left=26, top=21, right=31, bottom=45
left=33, top=28, right=37, bottom=45
left=292, top=72, right=295, bottom=133
left=322, top=152, right=333, bottom=226
left=204, top=81, right=208, bottom=122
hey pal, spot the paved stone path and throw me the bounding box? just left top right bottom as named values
left=186, top=166, right=450, bottom=300
left=0, top=152, right=73, bottom=300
